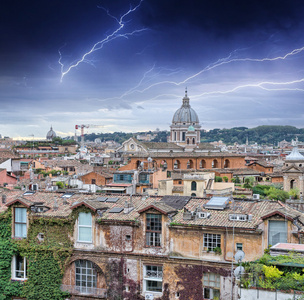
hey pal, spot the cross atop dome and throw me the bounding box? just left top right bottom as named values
left=182, top=87, right=190, bottom=107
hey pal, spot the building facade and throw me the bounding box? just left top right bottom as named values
left=1, top=190, right=304, bottom=300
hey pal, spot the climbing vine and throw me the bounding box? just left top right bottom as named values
left=0, top=209, right=23, bottom=300
left=105, top=257, right=170, bottom=300
left=0, top=205, right=94, bottom=300
left=175, top=264, right=230, bottom=300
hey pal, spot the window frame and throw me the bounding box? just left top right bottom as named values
left=143, top=265, right=163, bottom=293
left=203, top=272, right=220, bottom=299
left=191, top=181, right=197, bottom=191
left=268, top=220, right=287, bottom=246
left=12, top=255, right=27, bottom=281
left=203, top=233, right=221, bottom=251
left=229, top=214, right=248, bottom=222
left=75, top=260, right=97, bottom=294
left=77, top=212, right=92, bottom=243
left=236, top=243, right=243, bottom=251
left=14, top=207, right=27, bottom=238
left=146, top=213, right=162, bottom=247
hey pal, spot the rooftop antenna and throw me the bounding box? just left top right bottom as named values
left=234, top=250, right=245, bottom=298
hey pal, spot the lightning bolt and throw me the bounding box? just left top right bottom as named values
left=106, top=45, right=304, bottom=104
left=192, top=78, right=304, bottom=98
left=134, top=46, right=304, bottom=94
left=58, top=0, right=146, bottom=82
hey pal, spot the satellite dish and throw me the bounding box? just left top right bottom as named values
left=234, top=266, right=245, bottom=278
left=147, top=157, right=152, bottom=162
left=234, top=250, right=245, bottom=262
left=226, top=252, right=233, bottom=259
left=140, top=162, right=144, bottom=167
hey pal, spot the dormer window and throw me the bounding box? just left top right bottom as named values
left=229, top=214, right=248, bottom=221
left=146, top=214, right=162, bottom=247
left=78, top=212, right=92, bottom=243
left=37, top=207, right=44, bottom=213
left=14, top=207, right=27, bottom=238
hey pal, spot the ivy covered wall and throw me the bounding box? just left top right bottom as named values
left=0, top=209, right=73, bottom=300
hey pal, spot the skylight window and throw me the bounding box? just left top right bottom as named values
left=23, top=191, right=35, bottom=196
left=61, top=192, right=74, bottom=198
left=108, top=207, right=124, bottom=213
left=204, top=197, right=231, bottom=210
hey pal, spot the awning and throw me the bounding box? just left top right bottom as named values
left=102, top=187, right=126, bottom=191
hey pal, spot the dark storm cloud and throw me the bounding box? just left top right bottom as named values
left=141, top=0, right=304, bottom=32
left=1, top=0, right=304, bottom=137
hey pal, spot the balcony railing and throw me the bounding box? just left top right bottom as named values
left=145, top=270, right=163, bottom=279
left=61, top=285, right=107, bottom=298
left=205, top=188, right=232, bottom=195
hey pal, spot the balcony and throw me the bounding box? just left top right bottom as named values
left=61, top=285, right=107, bottom=298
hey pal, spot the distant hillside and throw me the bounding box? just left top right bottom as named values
left=201, top=125, right=304, bottom=145
left=82, top=125, right=304, bottom=146
left=83, top=130, right=168, bottom=144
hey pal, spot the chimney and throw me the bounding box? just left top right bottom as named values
left=124, top=197, right=134, bottom=214
left=53, top=198, right=58, bottom=211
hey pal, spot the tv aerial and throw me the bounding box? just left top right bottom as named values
left=234, top=266, right=245, bottom=279
left=233, top=250, right=245, bottom=279
left=234, top=250, right=245, bottom=263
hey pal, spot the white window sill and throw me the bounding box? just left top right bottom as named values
left=76, top=240, right=93, bottom=244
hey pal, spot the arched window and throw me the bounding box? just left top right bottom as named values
left=187, top=160, right=193, bottom=169
left=174, top=160, right=180, bottom=169
left=162, top=160, right=167, bottom=169
left=200, top=160, right=206, bottom=169
left=182, top=132, right=186, bottom=141
left=192, top=138, right=195, bottom=144
left=212, top=159, right=218, bottom=168
left=174, top=132, right=177, bottom=141
left=224, top=159, right=230, bottom=168
left=187, top=138, right=190, bottom=145
left=136, top=160, right=141, bottom=168
left=152, top=160, right=157, bottom=169
left=290, top=179, right=296, bottom=189
left=75, top=260, right=97, bottom=294
left=191, top=181, right=197, bottom=191
left=191, top=193, right=196, bottom=197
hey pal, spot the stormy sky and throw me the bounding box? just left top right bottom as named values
left=1, top=0, right=304, bottom=139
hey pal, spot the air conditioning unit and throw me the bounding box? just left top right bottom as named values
left=145, top=293, right=154, bottom=300
left=253, top=194, right=260, bottom=200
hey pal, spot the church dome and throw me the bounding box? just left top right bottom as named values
left=188, top=125, right=195, bottom=132
left=286, top=146, right=304, bottom=161
left=46, top=126, right=56, bottom=140
left=172, top=91, right=199, bottom=124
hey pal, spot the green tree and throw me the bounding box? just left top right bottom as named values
left=215, top=176, right=222, bottom=182
left=56, top=182, right=64, bottom=189
left=289, top=188, right=300, bottom=199
left=265, top=187, right=289, bottom=201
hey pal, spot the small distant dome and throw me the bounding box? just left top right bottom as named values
left=286, top=146, right=304, bottom=161
left=188, top=125, right=195, bottom=132
left=46, top=126, right=56, bottom=140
